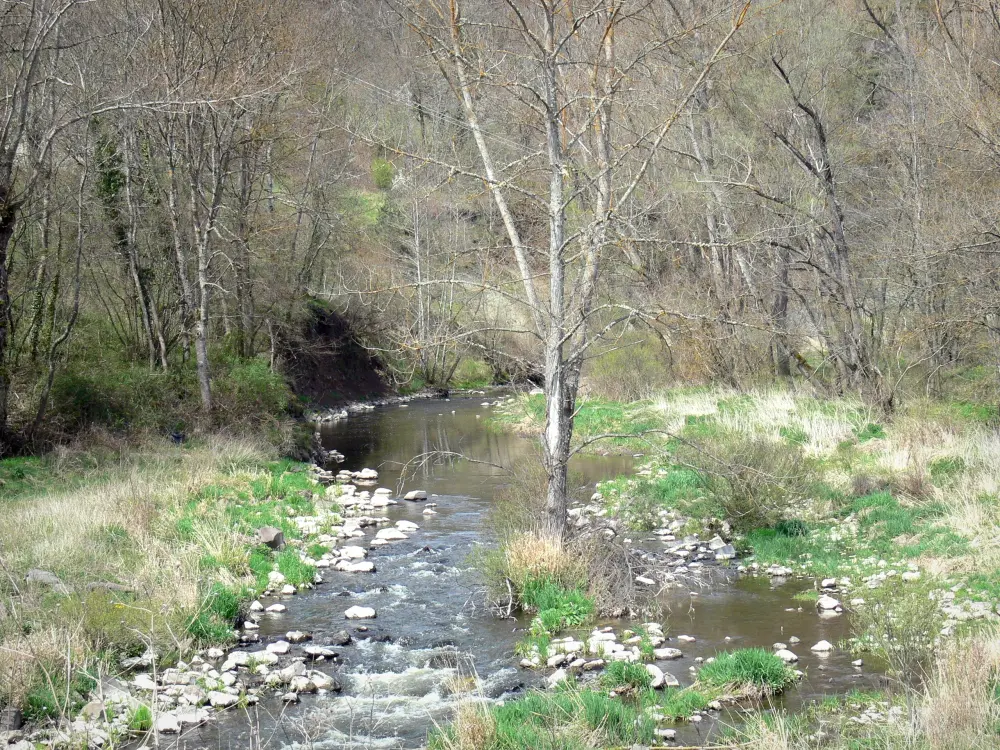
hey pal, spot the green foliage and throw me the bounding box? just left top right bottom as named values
left=697, top=648, right=795, bottom=694
left=774, top=519, right=809, bottom=537
left=213, top=359, right=290, bottom=423
left=22, top=668, right=96, bottom=722
left=779, top=425, right=809, bottom=446
left=854, top=423, right=886, bottom=443
left=583, top=334, right=671, bottom=402
left=929, top=456, right=967, bottom=484
left=372, top=157, right=395, bottom=189
left=600, top=661, right=652, bottom=692
left=429, top=688, right=657, bottom=750
left=521, top=577, right=593, bottom=632
left=275, top=548, right=314, bottom=587
left=0, top=457, right=47, bottom=499
left=660, top=687, right=710, bottom=721
left=612, top=466, right=712, bottom=531
left=451, top=357, right=493, bottom=388
left=850, top=580, right=943, bottom=678
left=128, top=704, right=153, bottom=732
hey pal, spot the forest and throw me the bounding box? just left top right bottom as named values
left=4, top=1, right=1000, bottom=749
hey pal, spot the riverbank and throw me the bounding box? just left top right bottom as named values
left=0, top=433, right=344, bottom=746
left=484, top=387, right=1000, bottom=749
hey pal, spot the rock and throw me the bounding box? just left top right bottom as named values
left=821, top=578, right=838, bottom=589
left=268, top=571, right=286, bottom=587
left=341, top=546, right=367, bottom=560
left=286, top=630, right=312, bottom=643
left=257, top=526, right=285, bottom=550
left=773, top=642, right=788, bottom=650
left=290, top=676, right=317, bottom=693
left=546, top=654, right=567, bottom=668
left=816, top=595, right=841, bottom=611
left=281, top=692, right=299, bottom=703
left=329, top=629, right=352, bottom=646
left=278, top=662, right=307, bottom=683
left=645, top=664, right=665, bottom=689
left=653, top=648, right=683, bottom=660
left=404, top=490, right=428, bottom=501
left=206, top=647, right=225, bottom=659
left=266, top=641, right=291, bottom=655
left=281, top=584, right=297, bottom=595
left=811, top=640, right=834, bottom=652
left=775, top=649, right=799, bottom=663
left=853, top=659, right=864, bottom=667
left=656, top=728, right=677, bottom=740
left=80, top=701, right=105, bottom=720
left=396, top=520, right=419, bottom=532
left=677, top=635, right=696, bottom=643
left=309, top=671, right=341, bottom=691
left=902, top=571, right=922, bottom=582
left=155, top=714, right=181, bottom=733
left=546, top=669, right=571, bottom=688
left=208, top=691, right=238, bottom=708
left=635, top=576, right=656, bottom=585
left=304, top=645, right=338, bottom=659
left=249, top=601, right=264, bottom=612
left=788, top=636, right=800, bottom=644
left=266, top=603, right=287, bottom=613
left=708, top=535, right=727, bottom=550
left=345, top=606, right=376, bottom=619
left=24, top=568, right=70, bottom=595
left=133, top=674, right=157, bottom=691
left=375, top=528, right=408, bottom=541
left=714, top=544, right=737, bottom=560
left=337, top=560, right=375, bottom=573
left=662, top=672, right=680, bottom=688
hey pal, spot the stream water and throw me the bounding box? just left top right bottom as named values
left=165, top=395, right=885, bottom=749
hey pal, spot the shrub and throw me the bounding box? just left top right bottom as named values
left=850, top=580, right=943, bottom=679
left=582, top=334, right=671, bottom=402
left=372, top=157, right=395, bottom=189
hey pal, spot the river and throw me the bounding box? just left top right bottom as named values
left=166, top=394, right=884, bottom=749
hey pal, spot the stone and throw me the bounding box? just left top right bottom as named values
left=286, top=630, right=312, bottom=643
left=208, top=691, right=238, bottom=708
left=396, top=520, right=419, bottom=532
left=816, top=595, right=841, bottom=611
left=714, top=544, right=737, bottom=560
left=266, top=641, right=291, bottom=655
left=304, top=645, right=338, bottom=659
left=309, top=671, right=341, bottom=691
left=266, top=603, right=287, bottom=613
left=902, top=571, right=922, bottom=582
left=811, top=640, right=834, bottom=653
left=80, top=701, right=105, bottom=720
left=546, top=668, right=571, bottom=688
left=281, top=584, right=297, bottom=595
left=645, top=664, right=665, bottom=689
left=404, top=490, right=428, bottom=501
left=375, top=528, right=408, bottom=541
left=546, top=654, right=567, bottom=668
left=821, top=578, right=838, bottom=589
left=281, top=692, right=299, bottom=703
left=677, top=635, right=696, bottom=643
left=775, top=649, right=799, bottom=663
left=656, top=728, right=677, bottom=740
left=345, top=606, right=376, bottom=619
left=788, top=636, right=800, bottom=644
left=662, top=672, right=680, bottom=688
left=249, top=601, right=264, bottom=612
left=257, top=526, right=285, bottom=550
left=133, top=674, right=157, bottom=691
left=290, top=676, right=317, bottom=693
left=653, top=648, right=683, bottom=660
left=341, top=546, right=367, bottom=560
left=773, top=642, right=788, bottom=651
left=278, top=662, right=307, bottom=683
left=268, top=571, right=286, bottom=586
left=338, top=560, right=375, bottom=573
left=708, top=535, right=727, bottom=550
left=329, top=629, right=352, bottom=646
left=155, top=714, right=181, bottom=733
left=635, top=575, right=655, bottom=585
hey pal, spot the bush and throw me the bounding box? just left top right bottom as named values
left=600, top=661, right=652, bottom=693
left=451, top=357, right=493, bottom=388
left=372, top=157, right=395, bottom=189
left=583, top=334, right=671, bottom=401
left=850, top=580, right=943, bottom=679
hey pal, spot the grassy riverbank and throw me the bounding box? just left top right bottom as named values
left=480, top=387, right=1000, bottom=749
left=0, top=434, right=327, bottom=725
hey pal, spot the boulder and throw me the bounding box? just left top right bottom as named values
left=303, top=645, right=338, bottom=660
left=207, top=691, right=238, bottom=708
left=375, top=528, right=408, bottom=542
left=155, top=714, right=181, bottom=733
left=775, top=649, right=799, bottom=663
left=396, top=520, right=419, bottom=532
left=257, top=526, right=285, bottom=550
left=816, top=595, right=841, bottom=611
left=329, top=630, right=352, bottom=646
left=345, top=606, right=376, bottom=620
left=268, top=571, right=286, bottom=587
left=404, top=490, right=428, bottom=501
left=653, top=648, right=683, bottom=660
left=645, top=664, right=666, bottom=689
left=309, top=671, right=341, bottom=691
left=714, top=544, right=737, bottom=561
left=266, top=641, right=291, bottom=655
left=811, top=640, right=834, bottom=653
left=341, top=546, right=367, bottom=560
left=286, top=631, right=312, bottom=643
left=546, top=669, right=571, bottom=688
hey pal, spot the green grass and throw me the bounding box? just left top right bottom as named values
left=430, top=688, right=658, bottom=750
left=697, top=648, right=796, bottom=695
left=660, top=687, right=710, bottom=721
left=600, top=661, right=652, bottom=692
left=521, top=577, right=593, bottom=633
left=128, top=704, right=153, bottom=732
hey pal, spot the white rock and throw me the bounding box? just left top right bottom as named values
left=902, top=571, right=922, bottom=582
left=266, top=603, right=286, bottom=613
left=268, top=571, right=286, bottom=586
left=396, top=520, right=419, bottom=532
left=404, top=490, right=428, bottom=501
left=375, top=528, right=408, bottom=541
left=811, top=640, right=834, bottom=653
left=645, top=664, right=665, bottom=689
left=156, top=714, right=181, bottom=733
left=817, top=595, right=841, bottom=611
left=281, top=584, right=297, bottom=595
left=208, top=691, right=238, bottom=708
left=286, top=631, right=311, bottom=643
left=546, top=668, right=571, bottom=688
left=775, top=649, right=799, bottom=663
left=345, top=606, right=376, bottom=619
left=249, top=601, right=264, bottom=612
left=821, top=578, right=837, bottom=589
left=635, top=576, right=655, bottom=585
left=266, top=641, right=291, bottom=655
left=653, top=648, right=683, bottom=660
left=677, top=635, right=696, bottom=643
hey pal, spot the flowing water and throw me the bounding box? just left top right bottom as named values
left=168, top=395, right=885, bottom=749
